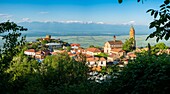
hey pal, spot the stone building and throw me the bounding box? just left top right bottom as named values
left=104, top=36, right=123, bottom=54
left=129, top=26, right=136, bottom=49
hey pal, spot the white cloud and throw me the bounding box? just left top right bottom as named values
left=39, top=12, right=48, bottom=14
left=22, top=18, right=31, bottom=22
left=0, top=14, right=13, bottom=18
left=122, top=20, right=136, bottom=25
left=96, top=22, right=104, bottom=24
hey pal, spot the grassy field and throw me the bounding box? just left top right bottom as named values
left=21, top=35, right=170, bottom=48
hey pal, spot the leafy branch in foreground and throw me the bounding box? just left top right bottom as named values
left=0, top=21, right=27, bottom=69
left=118, top=0, right=143, bottom=4
left=146, top=0, right=170, bottom=42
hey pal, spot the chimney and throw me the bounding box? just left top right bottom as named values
left=113, top=35, right=116, bottom=42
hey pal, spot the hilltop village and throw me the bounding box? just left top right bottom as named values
left=24, top=26, right=170, bottom=71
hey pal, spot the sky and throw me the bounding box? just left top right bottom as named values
left=0, top=0, right=164, bottom=25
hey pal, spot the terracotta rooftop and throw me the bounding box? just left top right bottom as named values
left=86, top=47, right=101, bottom=53
left=70, top=43, right=80, bottom=47
left=36, top=51, right=44, bottom=55
left=108, top=40, right=123, bottom=45
left=25, top=49, right=35, bottom=52
left=127, top=53, right=136, bottom=58
left=111, top=48, right=124, bottom=52
left=100, top=57, right=106, bottom=61
left=86, top=57, right=106, bottom=62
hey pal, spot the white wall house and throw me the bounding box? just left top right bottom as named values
left=85, top=48, right=101, bottom=56
left=86, top=57, right=106, bottom=67
left=46, top=43, right=62, bottom=51
left=24, top=49, right=36, bottom=56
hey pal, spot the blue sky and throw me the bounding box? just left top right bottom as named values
left=0, top=0, right=164, bottom=25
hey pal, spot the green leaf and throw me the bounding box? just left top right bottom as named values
left=164, top=0, right=170, bottom=5
left=167, top=6, right=170, bottom=9
left=154, top=11, right=158, bottom=18
left=118, top=0, right=123, bottom=3
left=165, top=33, right=170, bottom=40
left=149, top=22, right=155, bottom=29
left=160, top=7, right=165, bottom=11
left=146, top=9, right=153, bottom=13
left=160, top=4, right=166, bottom=7
left=151, top=10, right=155, bottom=16
left=156, top=37, right=159, bottom=42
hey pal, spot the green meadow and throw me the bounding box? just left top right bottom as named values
left=22, top=35, right=170, bottom=48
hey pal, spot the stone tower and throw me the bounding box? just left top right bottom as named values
left=129, top=26, right=135, bottom=39
left=129, top=26, right=136, bottom=49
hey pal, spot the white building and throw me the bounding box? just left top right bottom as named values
left=46, top=43, right=62, bottom=51
left=24, top=49, right=36, bottom=56
left=86, top=57, right=106, bottom=67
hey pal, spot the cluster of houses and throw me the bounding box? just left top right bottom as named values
left=24, top=37, right=136, bottom=71
left=25, top=26, right=170, bottom=71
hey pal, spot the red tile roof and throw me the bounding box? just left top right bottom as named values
left=70, top=43, right=80, bottom=47
left=86, top=47, right=101, bottom=53
left=86, top=57, right=106, bottom=62
left=111, top=48, right=124, bottom=52
left=108, top=40, right=123, bottom=45
left=25, top=49, right=35, bottom=52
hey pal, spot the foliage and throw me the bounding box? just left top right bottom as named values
left=145, top=43, right=168, bottom=55
left=89, top=45, right=95, bottom=48
left=0, top=21, right=27, bottom=93
left=0, top=21, right=27, bottom=69
left=146, top=0, right=170, bottom=42
left=66, top=46, right=71, bottom=52
left=95, top=52, right=108, bottom=58
left=41, top=40, right=48, bottom=45
left=118, top=0, right=143, bottom=4
left=122, top=38, right=135, bottom=52
left=110, top=53, right=170, bottom=94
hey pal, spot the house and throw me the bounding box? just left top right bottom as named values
left=46, top=43, right=63, bottom=51
left=35, top=51, right=45, bottom=60
left=86, top=57, right=106, bottom=67
left=85, top=47, right=101, bottom=56
left=126, top=52, right=136, bottom=60
left=70, top=43, right=80, bottom=49
left=104, top=36, right=123, bottom=54
left=35, top=50, right=50, bottom=60
left=107, top=53, right=117, bottom=62
left=24, top=49, right=36, bottom=56
left=110, top=48, right=125, bottom=58
left=70, top=47, right=85, bottom=54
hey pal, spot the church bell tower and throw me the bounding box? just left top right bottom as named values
left=129, top=26, right=136, bottom=49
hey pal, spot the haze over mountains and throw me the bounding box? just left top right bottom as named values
left=18, top=21, right=153, bottom=36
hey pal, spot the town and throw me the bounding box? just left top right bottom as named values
left=24, top=26, right=170, bottom=72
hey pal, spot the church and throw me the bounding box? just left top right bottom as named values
left=104, top=26, right=136, bottom=54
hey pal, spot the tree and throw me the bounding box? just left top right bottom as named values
left=146, top=0, right=170, bottom=42
left=0, top=21, right=27, bottom=69
left=0, top=21, right=27, bottom=93
left=66, top=46, right=71, bottom=52
left=39, top=53, right=89, bottom=93
left=110, top=53, right=170, bottom=94
left=122, top=38, right=135, bottom=52
left=149, top=42, right=168, bottom=55
left=89, top=45, right=95, bottom=48
left=154, top=42, right=168, bottom=49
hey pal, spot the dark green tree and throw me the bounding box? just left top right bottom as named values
left=0, top=21, right=27, bottom=93
left=122, top=38, right=135, bottom=52
left=111, top=53, right=170, bottom=94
